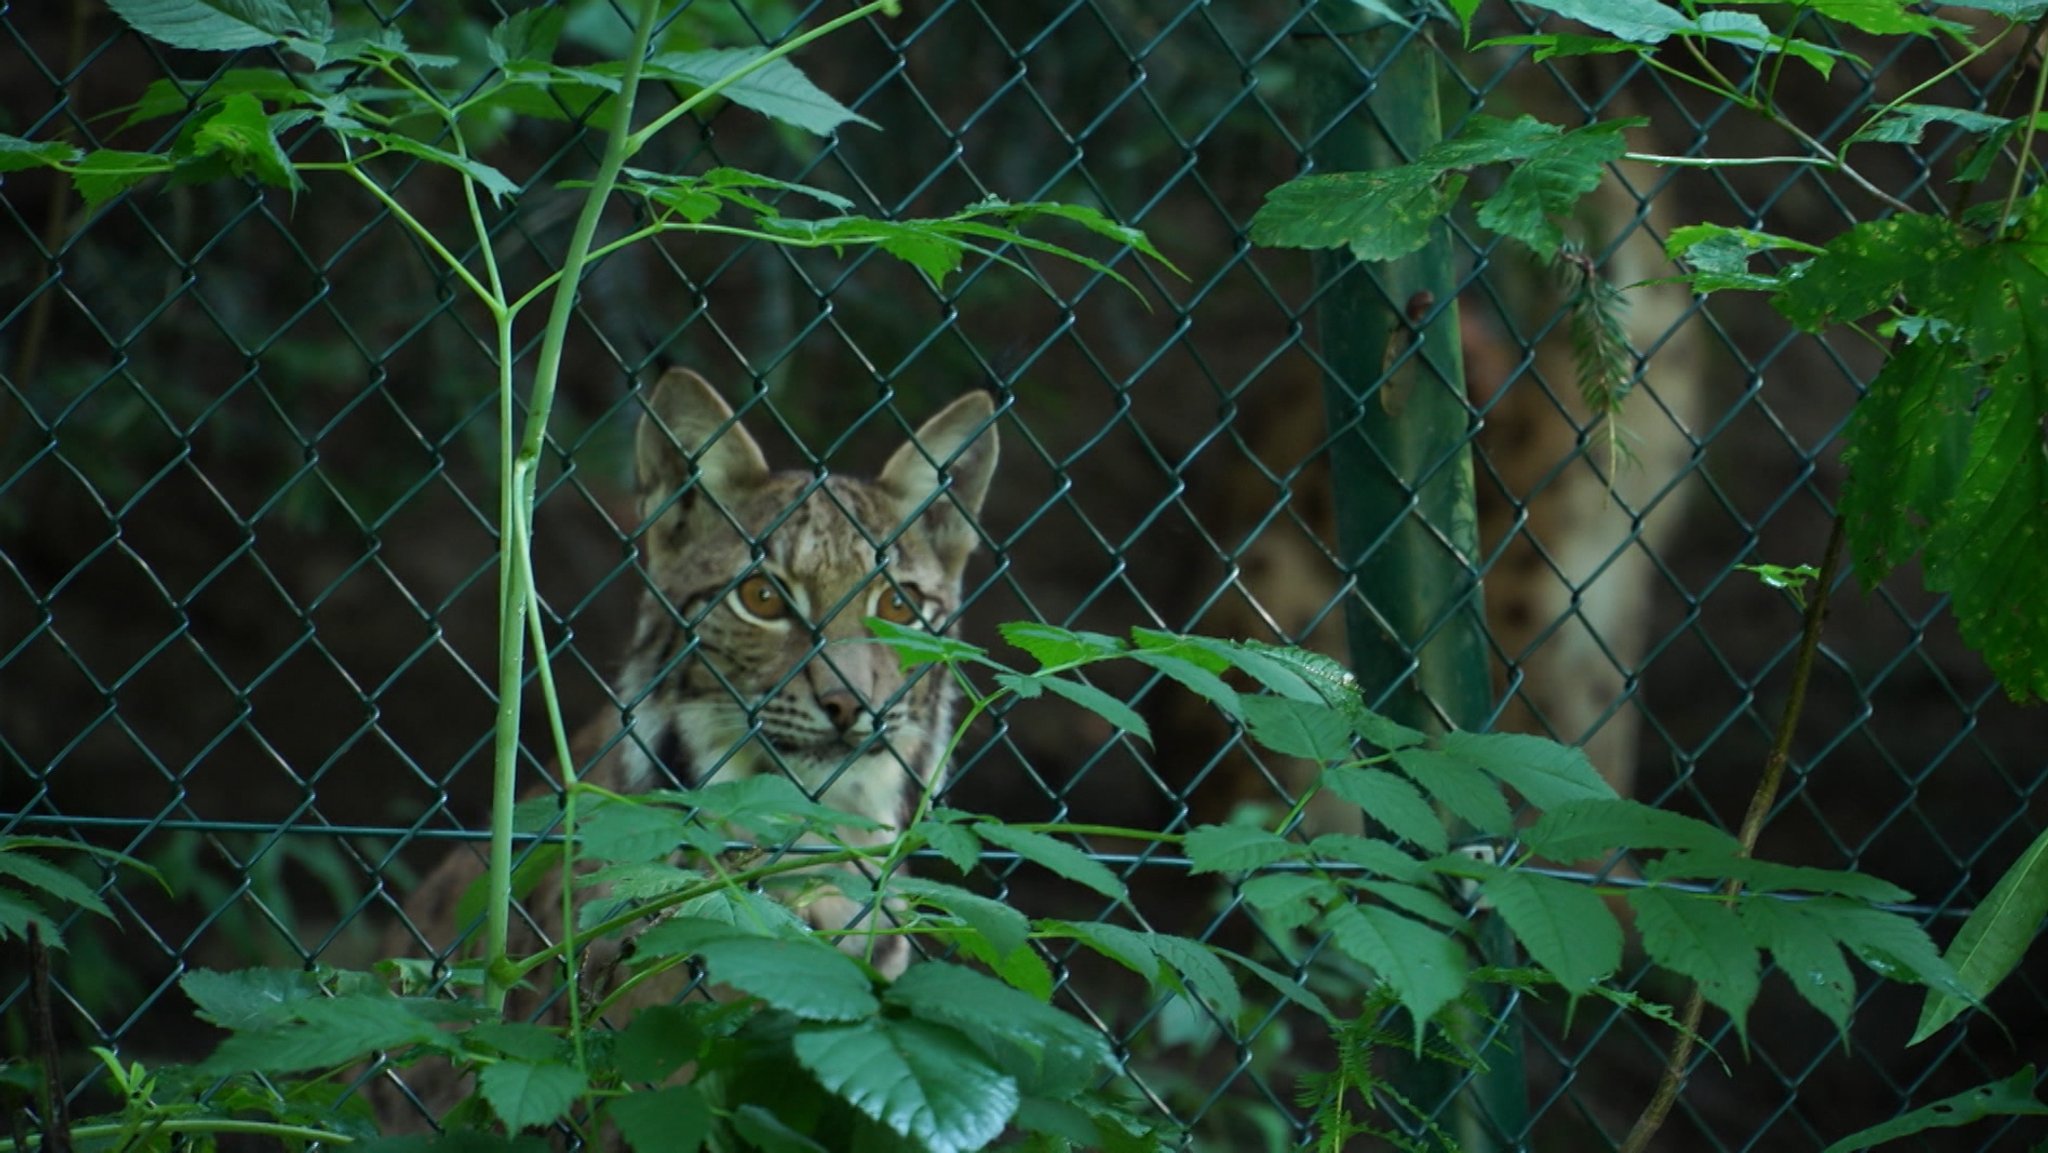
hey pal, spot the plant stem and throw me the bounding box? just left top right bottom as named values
left=1619, top=514, right=1847, bottom=1153
left=481, top=0, right=661, bottom=1014
left=0, top=1119, right=354, bottom=1152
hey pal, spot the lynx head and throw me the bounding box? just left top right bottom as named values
left=616, top=368, right=998, bottom=828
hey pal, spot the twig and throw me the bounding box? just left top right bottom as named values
left=1619, top=514, right=1847, bottom=1153
left=29, top=924, right=71, bottom=1153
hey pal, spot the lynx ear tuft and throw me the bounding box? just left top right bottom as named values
left=879, top=392, right=999, bottom=574
left=636, top=368, right=771, bottom=525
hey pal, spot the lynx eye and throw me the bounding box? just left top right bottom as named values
left=872, top=587, right=921, bottom=627
left=732, top=574, right=793, bottom=623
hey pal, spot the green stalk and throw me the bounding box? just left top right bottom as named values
left=483, top=0, right=662, bottom=1012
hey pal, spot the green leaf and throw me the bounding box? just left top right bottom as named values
left=999, top=621, right=1127, bottom=667
left=1320, top=767, right=1449, bottom=854
left=1250, top=167, right=1461, bottom=262
left=1237, top=873, right=1336, bottom=931
left=1438, top=731, right=1617, bottom=809
left=105, top=0, right=331, bottom=52
left=1324, top=904, right=1468, bottom=1043
left=71, top=150, right=173, bottom=211
left=1772, top=213, right=1966, bottom=330
left=1215, top=947, right=1338, bottom=1022
left=1238, top=695, right=1357, bottom=762
left=189, top=92, right=299, bottom=192
left=579, top=798, right=695, bottom=864
left=1687, top=12, right=1846, bottom=76
left=1667, top=224, right=1820, bottom=294
left=730, top=1105, right=831, bottom=1153
left=1460, top=118, right=1634, bottom=252
left=0, top=851, right=110, bottom=920
left=479, top=1060, right=587, bottom=1131
left=997, top=671, right=1151, bottom=744
left=1919, top=248, right=2048, bottom=700
left=794, top=1019, right=1019, bottom=1153
left=609, top=1085, right=711, bottom=1153
left=1628, top=888, right=1760, bottom=1036
left=861, top=617, right=984, bottom=667
left=1912, top=823, right=2048, bottom=1043
left=1185, top=825, right=1300, bottom=875
left=1853, top=103, right=2011, bottom=146
left=1738, top=897, right=1855, bottom=1038
left=1308, top=834, right=1429, bottom=883
left=358, top=131, right=520, bottom=204
left=180, top=968, right=318, bottom=1030
left=1482, top=870, right=1621, bottom=994
left=1150, top=933, right=1243, bottom=1023
left=1390, top=748, right=1514, bottom=836
left=0, top=133, right=82, bottom=173
left=695, top=936, right=879, bottom=1020
left=1800, top=899, right=1972, bottom=1000
left=892, top=877, right=1030, bottom=959
left=1796, top=0, right=1961, bottom=35
left=614, top=1004, right=712, bottom=1083
left=1819, top=1067, right=2048, bottom=1153
left=0, top=896, right=61, bottom=948
left=1129, top=649, right=1242, bottom=718
left=1166, top=636, right=1325, bottom=702
left=1839, top=335, right=1976, bottom=584
left=1038, top=920, right=1161, bottom=982
left=1646, top=849, right=1912, bottom=903
left=913, top=819, right=982, bottom=876
left=887, top=963, right=1112, bottom=1095
left=974, top=823, right=1127, bottom=900
left=198, top=994, right=455, bottom=1074
left=1522, top=798, right=1739, bottom=861
left=644, top=49, right=876, bottom=137
left=1359, top=880, right=1467, bottom=931
left=1516, top=0, right=1691, bottom=41
left=488, top=8, right=564, bottom=68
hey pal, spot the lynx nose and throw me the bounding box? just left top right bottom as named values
left=818, top=688, right=865, bottom=734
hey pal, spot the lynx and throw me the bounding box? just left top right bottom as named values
left=374, top=368, right=996, bottom=1122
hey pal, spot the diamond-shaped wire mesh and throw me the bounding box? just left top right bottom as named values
left=3, top=1, right=2043, bottom=1149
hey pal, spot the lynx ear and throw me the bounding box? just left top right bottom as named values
left=878, top=392, right=999, bottom=574
left=636, top=368, right=770, bottom=525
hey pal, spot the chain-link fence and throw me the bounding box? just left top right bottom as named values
left=3, top=1, right=2044, bottom=1149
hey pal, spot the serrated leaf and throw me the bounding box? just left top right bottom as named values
left=1667, top=224, right=1818, bottom=294
left=105, top=0, right=331, bottom=52
left=974, top=824, right=1127, bottom=900
left=614, top=1004, right=712, bottom=1083
left=480, top=1060, right=587, bottom=1131
left=1129, top=649, right=1242, bottom=718
left=1324, top=904, right=1468, bottom=1044
left=180, top=968, right=317, bottom=1031
left=0, top=852, right=109, bottom=920
left=1185, top=825, right=1300, bottom=875
left=862, top=617, right=983, bottom=667
left=1839, top=334, right=1976, bottom=585
left=1629, top=888, right=1760, bottom=1037
left=489, top=8, right=564, bottom=68
left=71, top=150, right=173, bottom=211
left=794, top=1019, right=1019, bottom=1153
left=999, top=621, right=1127, bottom=667
left=198, top=994, right=451, bottom=1074
left=1150, top=934, right=1242, bottom=1023
left=0, top=897, right=62, bottom=948
left=1438, top=730, right=1616, bottom=809
left=695, top=936, right=879, bottom=1020
left=1688, top=11, right=1844, bottom=76
left=1039, top=920, right=1160, bottom=981
left=644, top=49, right=875, bottom=136
left=1516, top=0, right=1691, bottom=40
left=1797, top=0, right=1959, bottom=35
left=1321, top=767, right=1449, bottom=854
left=1308, top=834, right=1429, bottom=882
left=913, top=820, right=981, bottom=875
left=1819, top=1067, right=2048, bottom=1153
left=1772, top=213, right=1965, bottom=330
left=359, top=131, right=519, bottom=204
left=1912, top=824, right=2048, bottom=1043
left=0, top=133, right=82, bottom=173
left=189, top=92, right=298, bottom=192
left=998, top=672, right=1151, bottom=744
left=1237, top=874, right=1335, bottom=931
left=893, top=877, right=1029, bottom=959
left=609, top=1084, right=711, bottom=1153
left=1468, top=119, right=1634, bottom=252
left=887, top=963, right=1112, bottom=1095
left=1738, top=897, right=1855, bottom=1038
left=1522, top=798, right=1739, bottom=860
left=1359, top=880, right=1467, bottom=931
left=1215, top=947, right=1338, bottom=1021
left=1250, top=167, right=1461, bottom=262
left=1854, top=103, right=2011, bottom=146
left=579, top=798, right=694, bottom=864
left=1238, top=695, right=1357, bottom=762
left=1647, top=849, right=1912, bottom=903
left=1390, top=748, right=1514, bottom=835
left=1483, top=870, right=1621, bottom=994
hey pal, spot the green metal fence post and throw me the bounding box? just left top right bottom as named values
left=1292, top=4, right=1528, bottom=1148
